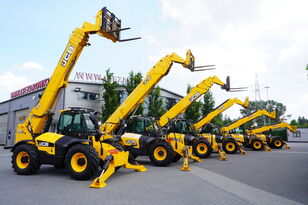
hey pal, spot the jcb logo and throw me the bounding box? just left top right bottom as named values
left=218, top=105, right=224, bottom=111
left=38, top=142, right=49, bottom=147
left=143, top=76, right=151, bottom=85
left=61, top=46, right=74, bottom=67
left=190, top=92, right=201, bottom=102
left=126, top=140, right=137, bottom=146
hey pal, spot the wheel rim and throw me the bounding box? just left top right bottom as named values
left=226, top=142, right=235, bottom=151
left=71, top=153, right=87, bottom=173
left=274, top=140, right=282, bottom=147
left=254, top=141, right=262, bottom=149
left=16, top=151, right=29, bottom=169
left=196, top=142, right=208, bottom=154
left=154, top=147, right=167, bottom=161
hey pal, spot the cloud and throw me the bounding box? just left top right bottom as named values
left=13, top=61, right=45, bottom=70
left=0, top=72, right=30, bottom=101
left=151, top=0, right=308, bottom=120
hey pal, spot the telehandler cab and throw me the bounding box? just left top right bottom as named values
left=221, top=110, right=277, bottom=152
left=245, top=122, right=296, bottom=149
left=8, top=7, right=146, bottom=189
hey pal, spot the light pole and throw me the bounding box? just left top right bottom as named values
left=265, top=86, right=269, bottom=101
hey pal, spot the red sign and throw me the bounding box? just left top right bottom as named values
left=10, top=78, right=49, bottom=99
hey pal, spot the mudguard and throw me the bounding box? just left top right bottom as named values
left=10, top=140, right=33, bottom=151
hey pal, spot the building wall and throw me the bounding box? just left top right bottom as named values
left=0, top=81, right=183, bottom=145
left=287, top=128, right=308, bottom=142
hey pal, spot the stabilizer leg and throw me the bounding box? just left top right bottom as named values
left=284, top=143, right=291, bottom=149
left=218, top=149, right=227, bottom=161
left=264, top=143, right=272, bottom=152
left=181, top=147, right=190, bottom=171
left=124, top=157, right=147, bottom=172
left=238, top=143, right=246, bottom=155
left=90, top=155, right=114, bottom=189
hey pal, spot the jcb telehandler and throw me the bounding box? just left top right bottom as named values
left=220, top=110, right=276, bottom=152
left=193, top=97, right=249, bottom=156
left=245, top=122, right=296, bottom=149
left=156, top=76, right=231, bottom=162
left=165, top=97, right=249, bottom=160
left=99, top=48, right=209, bottom=171
left=7, top=7, right=146, bottom=189
left=121, top=76, right=231, bottom=171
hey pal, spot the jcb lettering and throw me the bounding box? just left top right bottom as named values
left=38, top=142, right=49, bottom=147
left=143, top=76, right=151, bottom=85
left=189, top=92, right=201, bottom=102
left=61, top=46, right=75, bottom=67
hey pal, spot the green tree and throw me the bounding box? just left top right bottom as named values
left=101, top=68, right=120, bottom=122
left=290, top=119, right=298, bottom=126
left=147, top=86, right=166, bottom=118
left=200, top=91, right=223, bottom=125
left=124, top=71, right=143, bottom=115
left=185, top=84, right=202, bottom=122
left=201, top=91, right=215, bottom=116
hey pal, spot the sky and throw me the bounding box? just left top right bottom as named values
left=0, top=0, right=307, bottom=121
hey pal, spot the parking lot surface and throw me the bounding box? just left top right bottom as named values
left=0, top=143, right=307, bottom=205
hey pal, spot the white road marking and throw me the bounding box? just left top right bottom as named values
left=190, top=165, right=303, bottom=205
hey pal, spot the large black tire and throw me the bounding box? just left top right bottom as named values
left=172, top=153, right=182, bottom=162
left=12, top=143, right=41, bottom=175
left=222, top=138, right=239, bottom=154
left=271, top=137, right=284, bottom=149
left=251, top=138, right=264, bottom=151
left=148, top=141, right=173, bottom=167
left=65, top=144, right=99, bottom=180
left=192, top=139, right=212, bottom=158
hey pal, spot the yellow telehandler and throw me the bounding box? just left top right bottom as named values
left=100, top=51, right=210, bottom=172
left=8, top=7, right=146, bottom=189
left=245, top=122, right=296, bottom=149
left=220, top=110, right=276, bottom=152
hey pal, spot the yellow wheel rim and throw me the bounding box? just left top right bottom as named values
left=154, top=147, right=167, bottom=161
left=254, top=141, right=262, bottom=149
left=226, top=142, right=235, bottom=151
left=196, top=143, right=208, bottom=155
left=274, top=140, right=282, bottom=147
left=71, top=153, right=87, bottom=173
left=16, top=151, right=29, bottom=169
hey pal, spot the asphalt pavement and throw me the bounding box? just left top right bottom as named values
left=0, top=143, right=307, bottom=205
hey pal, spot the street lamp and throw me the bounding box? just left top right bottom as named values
left=265, top=86, right=269, bottom=101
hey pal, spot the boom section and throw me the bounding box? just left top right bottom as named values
left=15, top=8, right=121, bottom=142
left=158, top=76, right=226, bottom=127
left=193, top=97, right=249, bottom=131
left=221, top=110, right=276, bottom=134
left=100, top=51, right=195, bottom=134
left=246, top=122, right=297, bottom=135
